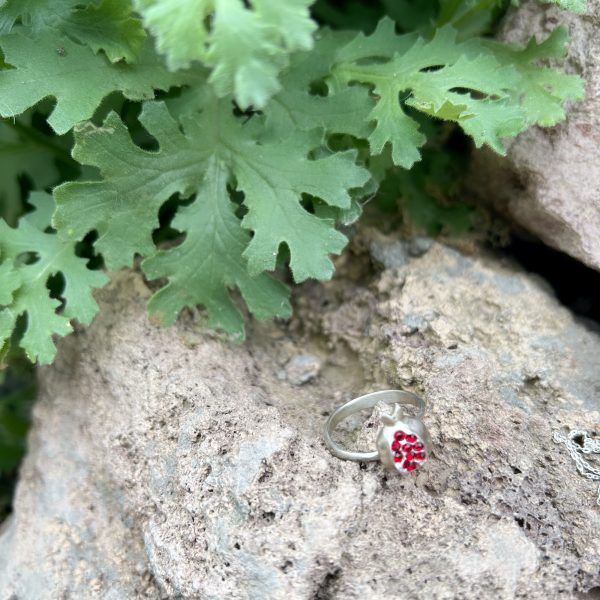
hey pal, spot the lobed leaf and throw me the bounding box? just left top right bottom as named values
left=60, top=0, right=147, bottom=63
left=133, top=0, right=211, bottom=69
left=481, top=27, right=585, bottom=126
left=0, top=0, right=591, bottom=365
left=0, top=0, right=80, bottom=34
left=0, top=28, right=193, bottom=134
left=0, top=0, right=146, bottom=62
left=0, top=192, right=107, bottom=364
left=330, top=18, right=583, bottom=166
left=54, top=96, right=368, bottom=335
left=516, top=0, right=587, bottom=12
left=143, top=157, right=292, bottom=337
left=264, top=29, right=374, bottom=140
left=135, top=0, right=317, bottom=108
left=54, top=105, right=207, bottom=270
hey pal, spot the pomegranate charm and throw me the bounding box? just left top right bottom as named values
left=376, top=403, right=431, bottom=474
left=324, top=389, right=431, bottom=476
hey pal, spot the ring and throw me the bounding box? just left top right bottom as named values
left=323, top=390, right=431, bottom=474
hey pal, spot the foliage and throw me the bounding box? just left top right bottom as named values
left=0, top=28, right=195, bottom=135
left=522, top=0, right=587, bottom=13
left=0, top=0, right=585, bottom=364
left=0, top=192, right=107, bottom=363
left=0, top=113, right=65, bottom=226
left=0, top=346, right=35, bottom=518
left=134, top=0, right=316, bottom=108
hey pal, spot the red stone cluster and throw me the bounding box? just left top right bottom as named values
left=391, top=430, right=426, bottom=472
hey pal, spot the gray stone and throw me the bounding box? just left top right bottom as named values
left=284, top=354, right=322, bottom=385
left=367, top=229, right=409, bottom=270
left=408, top=236, right=434, bottom=257
left=467, top=0, right=600, bottom=271
left=0, top=240, right=599, bottom=599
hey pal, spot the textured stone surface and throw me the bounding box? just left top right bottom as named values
left=468, top=0, right=600, bottom=271
left=1, top=237, right=599, bottom=599
left=283, top=353, right=323, bottom=385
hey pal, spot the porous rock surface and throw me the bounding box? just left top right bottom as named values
left=468, top=0, right=600, bottom=271
left=1, top=236, right=599, bottom=599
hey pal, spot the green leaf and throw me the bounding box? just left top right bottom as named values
left=54, top=96, right=368, bottom=335
left=0, top=0, right=146, bottom=63
left=383, top=0, right=439, bottom=32
left=54, top=104, right=210, bottom=270
left=208, top=0, right=317, bottom=109
left=385, top=153, right=474, bottom=235
left=267, top=86, right=373, bottom=139
left=367, top=82, right=426, bottom=168
left=236, top=148, right=361, bottom=281
left=0, top=261, right=20, bottom=305
left=206, top=0, right=285, bottom=108
left=0, top=191, right=108, bottom=364
left=516, top=0, right=587, bottom=12
left=335, top=17, right=411, bottom=63
left=434, top=0, right=508, bottom=38
left=481, top=27, right=585, bottom=127
left=0, top=114, right=63, bottom=225
left=143, top=157, right=291, bottom=337
left=546, top=0, right=586, bottom=10
left=331, top=19, right=583, bottom=166
left=0, top=0, right=80, bottom=34
left=0, top=28, right=194, bottom=134
left=133, top=0, right=212, bottom=69
left=56, top=97, right=369, bottom=276
left=0, top=440, right=24, bottom=471
left=264, top=30, right=374, bottom=140
left=61, top=0, right=147, bottom=63
left=253, top=0, right=316, bottom=50
left=0, top=357, right=35, bottom=475
left=135, top=0, right=317, bottom=109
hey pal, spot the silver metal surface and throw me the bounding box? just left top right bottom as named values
left=554, top=429, right=600, bottom=505
left=323, top=389, right=428, bottom=464
left=376, top=403, right=431, bottom=472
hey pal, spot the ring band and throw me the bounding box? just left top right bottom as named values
left=323, top=389, right=431, bottom=474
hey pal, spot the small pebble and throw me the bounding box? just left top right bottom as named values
left=408, top=236, right=434, bottom=257
left=284, top=354, right=322, bottom=385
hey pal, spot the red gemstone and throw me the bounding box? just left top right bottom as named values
left=394, top=431, right=405, bottom=441
left=393, top=453, right=402, bottom=463
left=403, top=460, right=417, bottom=471
left=406, top=434, right=417, bottom=443
left=405, top=452, right=414, bottom=461
left=414, top=442, right=424, bottom=451
left=414, top=452, right=425, bottom=461
left=391, top=440, right=401, bottom=452
left=402, top=444, right=413, bottom=452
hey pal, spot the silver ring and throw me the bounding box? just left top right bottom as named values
left=323, top=390, right=431, bottom=474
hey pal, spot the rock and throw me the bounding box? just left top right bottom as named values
left=366, top=228, right=410, bottom=270
left=407, top=235, right=434, bottom=257
left=284, top=354, right=322, bottom=385
left=467, top=0, right=600, bottom=271
left=1, top=241, right=599, bottom=599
